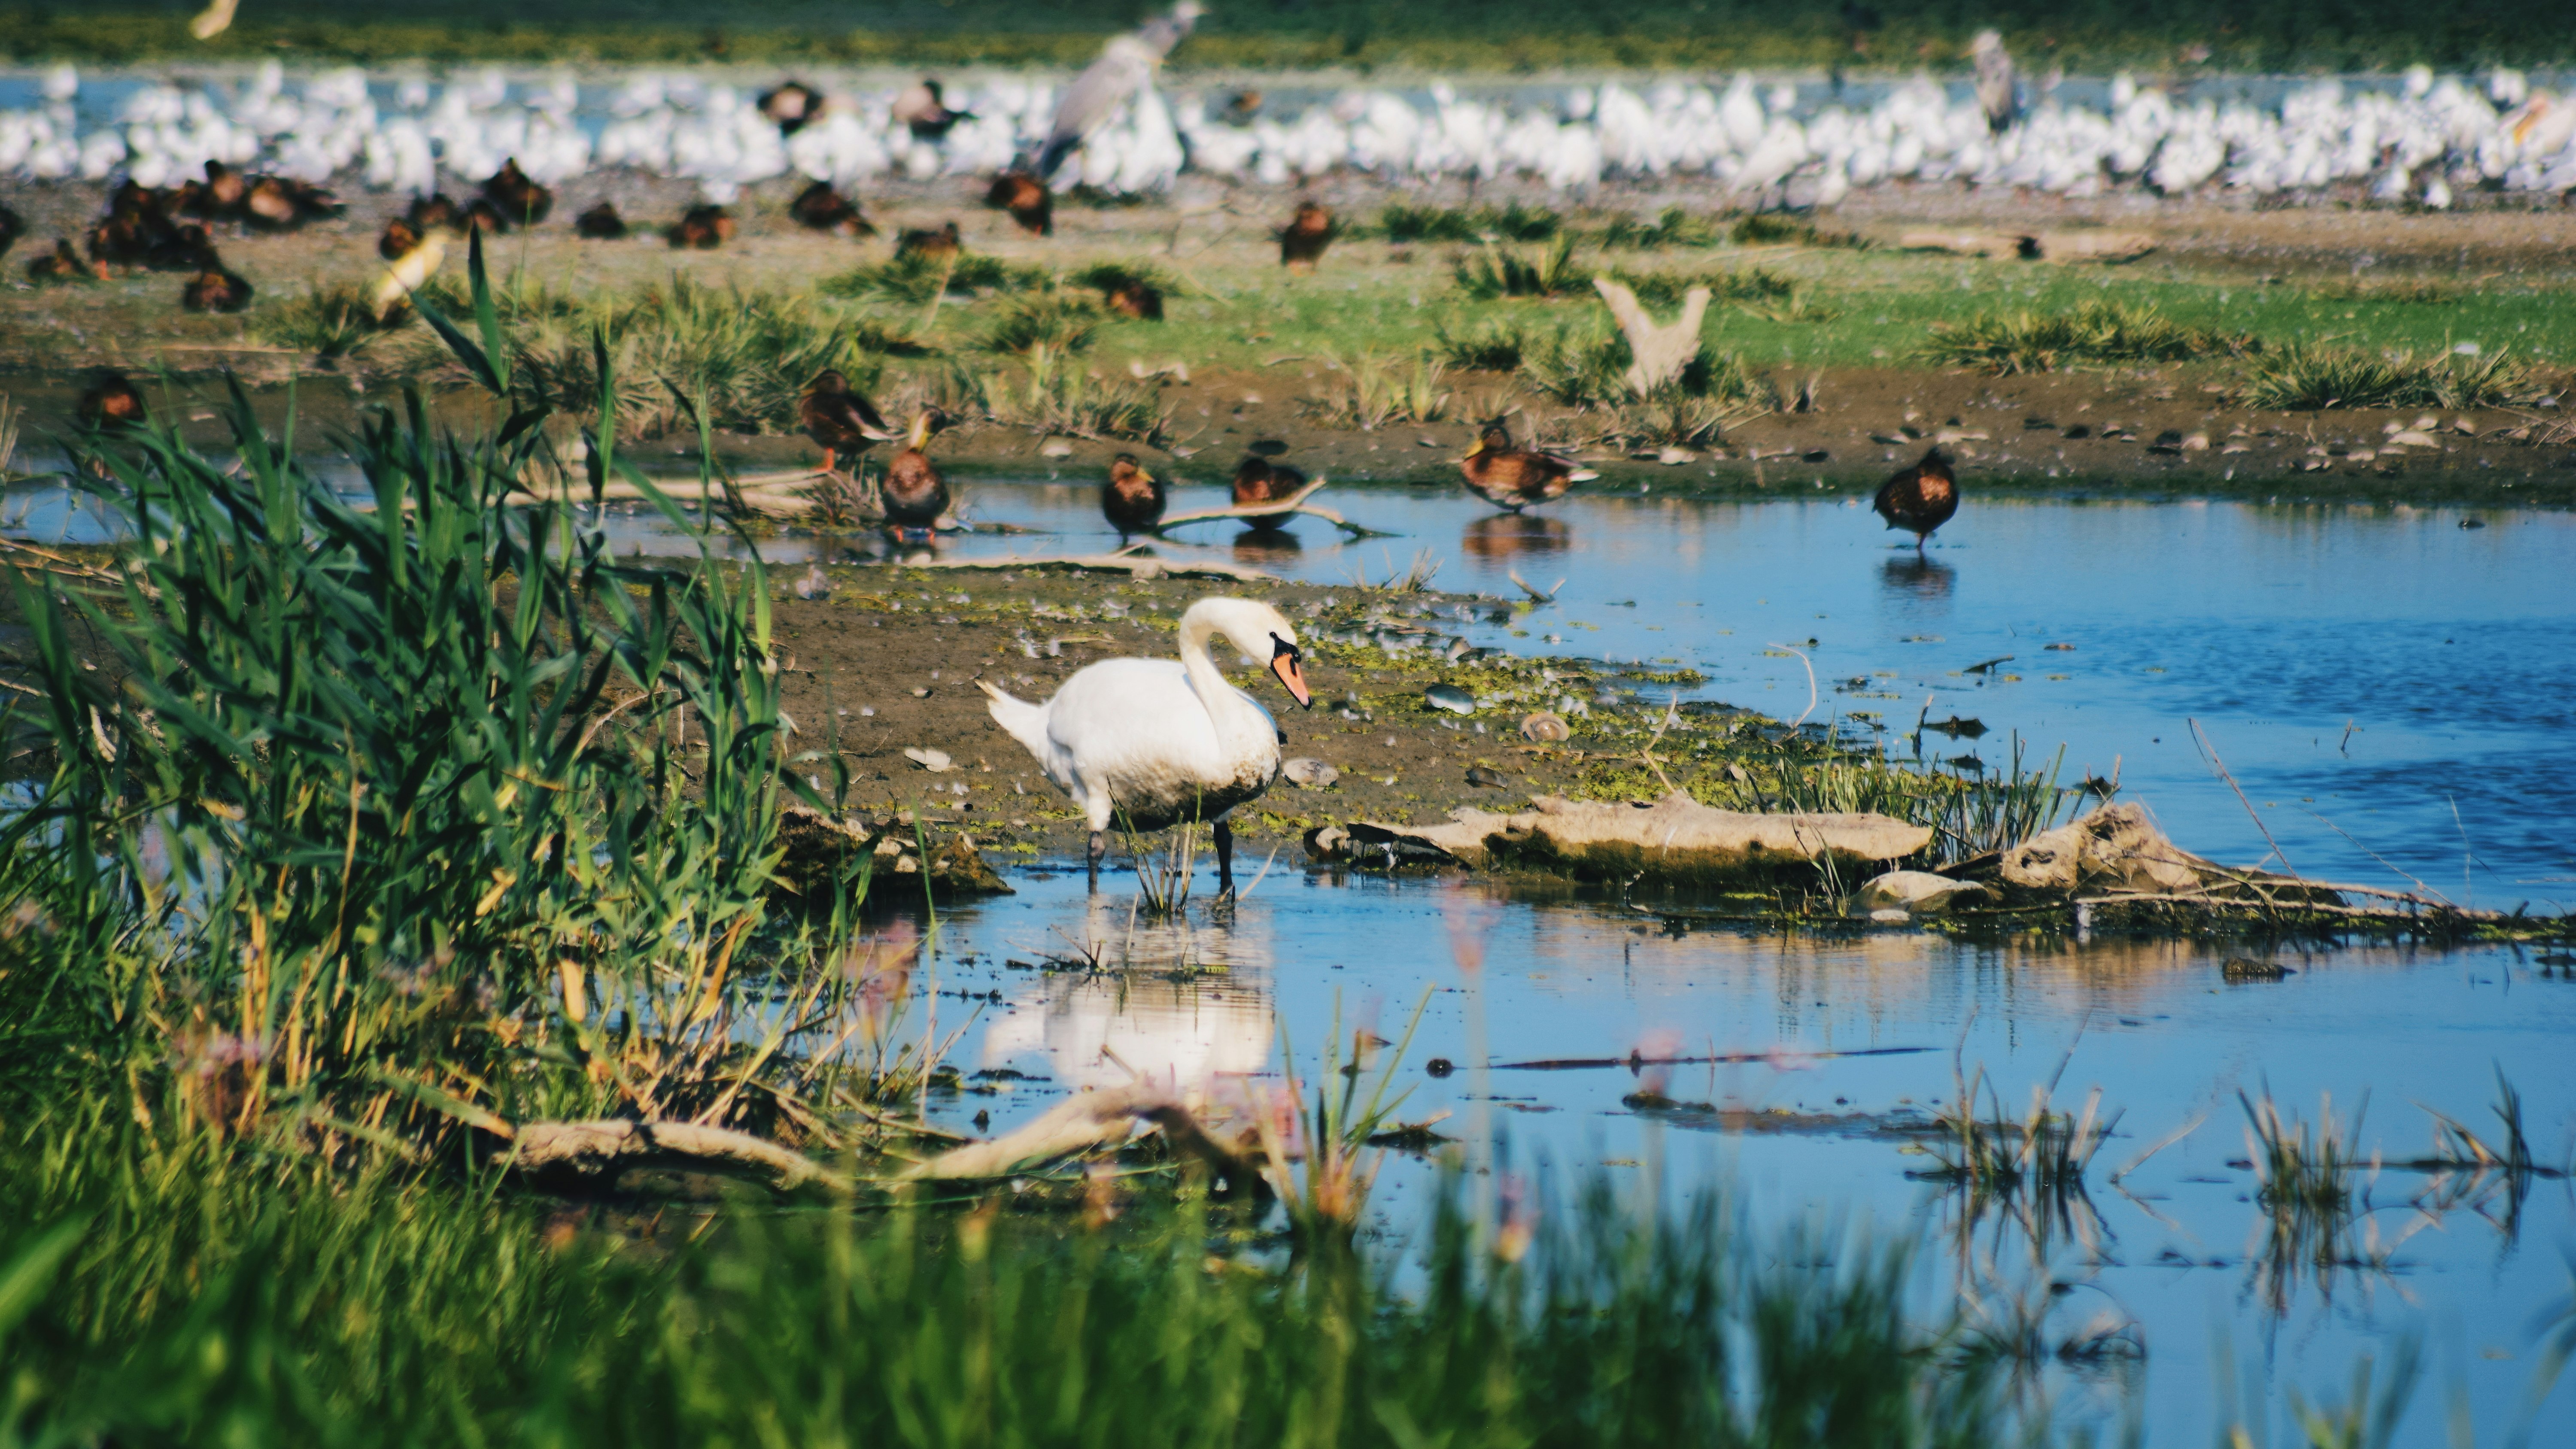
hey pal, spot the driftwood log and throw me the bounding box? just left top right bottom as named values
left=1307, top=791, right=1933, bottom=884
left=869, top=548, right=1277, bottom=582
left=504, top=1119, right=844, bottom=1192
left=906, top=1082, right=1263, bottom=1197
left=1593, top=277, right=1713, bottom=394
left=1896, top=230, right=2156, bottom=264
left=1153, top=479, right=1379, bottom=536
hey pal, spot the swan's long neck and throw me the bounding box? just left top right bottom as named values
left=1176, top=612, right=1270, bottom=746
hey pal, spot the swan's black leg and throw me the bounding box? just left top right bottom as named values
left=1087, top=830, right=1105, bottom=893
left=1213, top=819, right=1236, bottom=898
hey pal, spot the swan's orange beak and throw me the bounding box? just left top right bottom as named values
left=1269, top=637, right=1312, bottom=708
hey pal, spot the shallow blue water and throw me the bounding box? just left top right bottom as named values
left=13, top=469, right=2574, bottom=1442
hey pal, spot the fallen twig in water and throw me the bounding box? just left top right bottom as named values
left=1492, top=1045, right=1934, bottom=1071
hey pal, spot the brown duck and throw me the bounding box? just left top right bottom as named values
left=1458, top=421, right=1595, bottom=512
left=984, top=171, right=1052, bottom=236
left=1872, top=446, right=1959, bottom=549
left=758, top=81, right=823, bottom=135
left=480, top=159, right=553, bottom=226
left=893, top=77, right=972, bottom=140
left=573, top=202, right=627, bottom=239
left=1100, top=454, right=1165, bottom=536
left=882, top=411, right=951, bottom=543
left=799, top=370, right=896, bottom=475
left=1100, top=276, right=1163, bottom=319
left=665, top=204, right=735, bottom=249
left=27, top=239, right=102, bottom=283
left=76, top=370, right=147, bottom=430
left=1277, top=201, right=1336, bottom=271
left=788, top=182, right=873, bottom=236
left=0, top=203, right=21, bottom=261
left=405, top=194, right=462, bottom=234
left=378, top=217, right=422, bottom=260
left=895, top=221, right=962, bottom=261
left=1231, top=455, right=1307, bottom=527
left=181, top=265, right=253, bottom=313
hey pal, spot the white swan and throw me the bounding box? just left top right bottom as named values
left=979, top=596, right=1311, bottom=893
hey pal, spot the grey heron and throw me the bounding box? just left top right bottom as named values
left=1972, top=30, right=2020, bottom=134
left=1033, top=1, right=1203, bottom=180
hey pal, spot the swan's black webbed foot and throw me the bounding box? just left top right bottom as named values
left=1213, top=819, right=1237, bottom=898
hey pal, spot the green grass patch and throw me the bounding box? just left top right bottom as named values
left=821, top=249, right=1050, bottom=306
left=1920, top=300, right=2262, bottom=373
left=1379, top=201, right=1564, bottom=244
left=2241, top=341, right=2536, bottom=410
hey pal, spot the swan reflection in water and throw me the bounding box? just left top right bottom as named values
left=978, top=891, right=1275, bottom=1103
left=1879, top=552, right=1956, bottom=600
left=1461, top=513, right=1570, bottom=560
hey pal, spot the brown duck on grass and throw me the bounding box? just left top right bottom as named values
left=882, top=411, right=953, bottom=543
left=1096, top=272, right=1163, bottom=319
left=181, top=265, right=254, bottom=314
left=377, top=217, right=422, bottom=260
left=799, top=369, right=896, bottom=476
left=573, top=202, right=628, bottom=239
left=1277, top=200, right=1337, bottom=272
left=984, top=171, right=1053, bottom=236
left=404, top=194, right=462, bottom=234
left=27, top=239, right=103, bottom=283
left=1458, top=420, right=1595, bottom=512
left=0, top=203, right=20, bottom=261
left=1872, top=446, right=1959, bottom=549
left=895, top=221, right=962, bottom=261
left=788, top=182, right=874, bottom=236
left=480, top=159, right=554, bottom=227
left=76, top=370, right=147, bottom=430
left=1101, top=454, right=1165, bottom=537
left=666, top=205, right=736, bottom=249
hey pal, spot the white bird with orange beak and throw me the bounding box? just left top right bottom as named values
left=979, top=597, right=1312, bottom=895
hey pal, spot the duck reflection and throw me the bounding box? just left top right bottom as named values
left=978, top=892, right=1276, bottom=1100
left=1879, top=552, right=1955, bottom=600
left=1232, top=526, right=1303, bottom=565
left=1461, top=513, right=1570, bottom=560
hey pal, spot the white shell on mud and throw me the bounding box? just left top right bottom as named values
left=903, top=747, right=956, bottom=772
left=1520, top=711, right=1571, bottom=742
left=1424, top=685, right=1476, bottom=715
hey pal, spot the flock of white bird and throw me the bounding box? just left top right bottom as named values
left=4, top=55, right=2575, bottom=210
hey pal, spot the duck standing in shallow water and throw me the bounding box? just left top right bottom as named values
left=980, top=596, right=1312, bottom=894
left=882, top=410, right=951, bottom=543
left=799, top=370, right=896, bottom=476
left=1458, top=420, right=1594, bottom=512
left=1231, top=454, right=1306, bottom=526
left=1101, top=453, right=1165, bottom=536
left=77, top=370, right=147, bottom=430
left=1872, top=446, right=1958, bottom=550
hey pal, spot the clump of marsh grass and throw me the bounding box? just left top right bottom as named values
left=0, top=392, right=20, bottom=478
left=1379, top=200, right=1562, bottom=243
left=404, top=276, right=895, bottom=438
left=820, top=249, right=1045, bottom=305
left=1434, top=316, right=1531, bottom=373
left=1257, top=991, right=1428, bottom=1247
left=930, top=343, right=1167, bottom=443
left=1729, top=213, right=1868, bottom=248
left=2242, top=341, right=2532, bottom=410
left=1303, top=350, right=1452, bottom=430
left=977, top=291, right=1103, bottom=356
left=1921, top=299, right=2260, bottom=373
left=1594, top=206, right=1722, bottom=249
left=254, top=282, right=408, bottom=360
left=1507, top=320, right=1774, bottom=445
left=1453, top=234, right=1590, bottom=299
left=1610, top=265, right=1796, bottom=306
left=2307, top=276, right=2461, bottom=304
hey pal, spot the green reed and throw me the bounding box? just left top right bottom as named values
left=0, top=230, right=907, bottom=1164
left=0, top=1110, right=2027, bottom=1449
